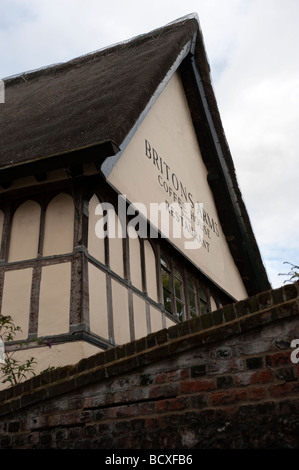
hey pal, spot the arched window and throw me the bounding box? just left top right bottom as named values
left=161, top=255, right=172, bottom=314
left=198, top=286, right=208, bottom=314
left=173, top=266, right=184, bottom=321
left=160, top=255, right=185, bottom=321
left=187, top=277, right=197, bottom=319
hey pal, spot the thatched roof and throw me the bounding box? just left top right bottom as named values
left=0, top=14, right=270, bottom=295
left=1, top=16, right=197, bottom=169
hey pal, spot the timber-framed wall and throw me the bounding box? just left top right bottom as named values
left=0, top=171, right=234, bottom=370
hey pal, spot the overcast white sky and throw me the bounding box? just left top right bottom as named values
left=1, top=0, right=298, bottom=289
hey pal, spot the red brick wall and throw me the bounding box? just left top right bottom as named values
left=0, top=282, right=299, bottom=449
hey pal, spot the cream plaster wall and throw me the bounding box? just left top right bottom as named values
left=88, top=262, right=108, bottom=339
left=144, top=240, right=158, bottom=301
left=128, top=229, right=143, bottom=291
left=108, top=211, right=124, bottom=278
left=165, top=315, right=176, bottom=328
left=1, top=268, right=32, bottom=340
left=43, top=193, right=74, bottom=256
left=8, top=201, right=41, bottom=262
left=150, top=305, right=163, bottom=333
left=38, top=262, right=71, bottom=336
left=133, top=293, right=148, bottom=340
left=88, top=194, right=124, bottom=277
left=111, top=279, right=130, bottom=345
left=107, top=72, right=247, bottom=301
left=210, top=296, right=217, bottom=311
left=88, top=194, right=105, bottom=264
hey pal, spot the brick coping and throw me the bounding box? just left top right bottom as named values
left=0, top=281, right=298, bottom=416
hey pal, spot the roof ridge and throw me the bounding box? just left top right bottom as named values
left=3, top=13, right=199, bottom=83
left=165, top=12, right=199, bottom=27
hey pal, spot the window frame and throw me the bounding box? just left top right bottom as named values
left=186, top=277, right=197, bottom=319
left=160, top=254, right=173, bottom=315
left=160, top=251, right=221, bottom=322
left=160, top=254, right=185, bottom=321
left=173, top=265, right=185, bottom=322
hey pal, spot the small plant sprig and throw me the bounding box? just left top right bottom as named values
left=278, top=262, right=299, bottom=284
left=0, top=315, right=53, bottom=387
